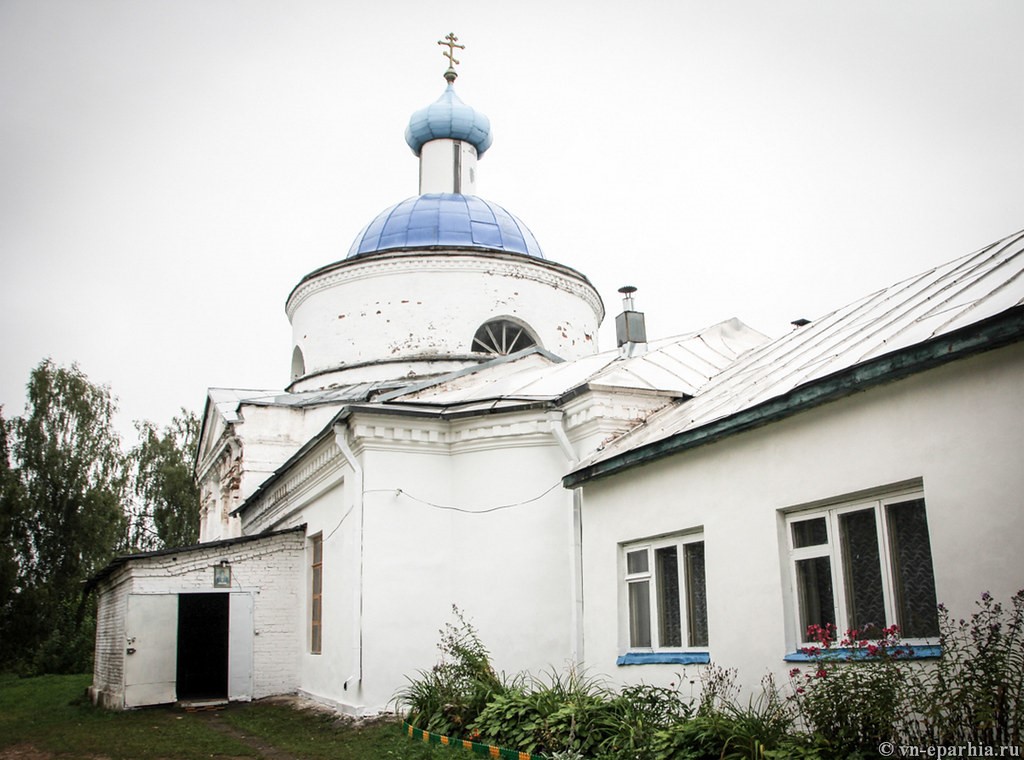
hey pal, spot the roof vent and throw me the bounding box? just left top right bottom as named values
left=616, top=286, right=648, bottom=357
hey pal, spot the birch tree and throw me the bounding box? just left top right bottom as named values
left=3, top=360, right=127, bottom=672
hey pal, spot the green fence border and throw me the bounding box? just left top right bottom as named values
left=402, top=721, right=545, bottom=760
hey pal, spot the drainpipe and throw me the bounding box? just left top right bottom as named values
left=333, top=422, right=363, bottom=691
left=548, top=412, right=585, bottom=666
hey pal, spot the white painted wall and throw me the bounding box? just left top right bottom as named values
left=294, top=476, right=361, bottom=711
left=198, top=402, right=342, bottom=543
left=579, top=344, right=1024, bottom=698
left=419, top=139, right=477, bottom=194
left=356, top=433, right=577, bottom=711
left=287, top=251, right=603, bottom=390
left=236, top=408, right=583, bottom=715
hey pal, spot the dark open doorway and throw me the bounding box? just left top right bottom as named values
left=176, top=593, right=229, bottom=700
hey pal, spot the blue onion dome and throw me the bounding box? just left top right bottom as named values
left=347, top=194, right=544, bottom=259
left=405, top=86, right=493, bottom=157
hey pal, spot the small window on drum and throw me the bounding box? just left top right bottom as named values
left=472, top=319, right=537, bottom=356
left=291, top=346, right=306, bottom=380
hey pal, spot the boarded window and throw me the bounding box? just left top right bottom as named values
left=311, top=534, right=322, bottom=654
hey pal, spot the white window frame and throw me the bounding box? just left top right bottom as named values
left=621, top=532, right=708, bottom=653
left=785, top=488, right=938, bottom=648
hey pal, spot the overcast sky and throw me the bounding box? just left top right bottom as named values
left=1, top=0, right=1021, bottom=443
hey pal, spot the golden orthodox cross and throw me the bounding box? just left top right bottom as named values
left=438, top=33, right=464, bottom=81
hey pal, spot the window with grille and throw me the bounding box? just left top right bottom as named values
left=623, top=533, right=708, bottom=651
left=786, top=489, right=939, bottom=645
left=471, top=319, right=538, bottom=356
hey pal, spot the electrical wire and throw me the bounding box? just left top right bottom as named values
left=324, top=503, right=355, bottom=542
left=323, top=480, right=563, bottom=541
left=385, top=480, right=563, bottom=514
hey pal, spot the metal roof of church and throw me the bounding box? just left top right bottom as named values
left=405, top=84, right=493, bottom=157
left=565, top=228, right=1024, bottom=484
left=346, top=194, right=544, bottom=259
left=380, top=318, right=770, bottom=407
left=206, top=381, right=407, bottom=421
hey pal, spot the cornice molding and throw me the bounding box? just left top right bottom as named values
left=245, top=438, right=345, bottom=532
left=195, top=431, right=242, bottom=486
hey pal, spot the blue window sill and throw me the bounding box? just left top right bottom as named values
left=784, top=644, right=941, bottom=662
left=617, top=652, right=711, bottom=666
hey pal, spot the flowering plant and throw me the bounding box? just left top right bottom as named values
left=788, top=622, right=909, bottom=751
left=797, top=621, right=913, bottom=661
left=905, top=589, right=1024, bottom=747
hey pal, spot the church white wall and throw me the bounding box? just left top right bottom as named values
left=198, top=403, right=342, bottom=543
left=579, top=343, right=1024, bottom=698
left=293, top=477, right=361, bottom=711
left=235, top=405, right=334, bottom=498
left=261, top=412, right=581, bottom=715
left=287, top=252, right=603, bottom=389
left=356, top=436, right=577, bottom=712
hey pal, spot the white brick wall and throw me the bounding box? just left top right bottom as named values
left=90, top=528, right=305, bottom=708
left=90, top=567, right=131, bottom=708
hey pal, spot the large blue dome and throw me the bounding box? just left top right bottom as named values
left=405, top=86, right=493, bottom=157
left=347, top=194, right=544, bottom=259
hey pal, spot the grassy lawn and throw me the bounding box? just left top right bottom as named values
left=0, top=674, right=450, bottom=760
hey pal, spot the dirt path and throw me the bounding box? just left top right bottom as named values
left=190, top=710, right=300, bottom=760
left=0, top=746, right=56, bottom=760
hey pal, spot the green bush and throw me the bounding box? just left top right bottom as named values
left=789, top=591, right=1024, bottom=754
left=905, top=589, right=1024, bottom=747
left=469, top=668, right=615, bottom=757
left=398, top=593, right=1024, bottom=759
left=595, top=682, right=694, bottom=758
left=394, top=605, right=506, bottom=738
left=647, top=670, right=795, bottom=760
left=787, top=623, right=907, bottom=753
left=28, top=597, right=96, bottom=675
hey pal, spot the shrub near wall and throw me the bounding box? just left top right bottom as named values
left=787, top=623, right=910, bottom=754
left=788, top=591, right=1024, bottom=753
left=396, top=606, right=506, bottom=739
left=398, top=594, right=1024, bottom=759
left=909, top=591, right=1023, bottom=748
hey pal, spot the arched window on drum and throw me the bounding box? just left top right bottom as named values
left=471, top=318, right=538, bottom=356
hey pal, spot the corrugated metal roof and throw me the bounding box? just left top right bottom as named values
left=205, top=321, right=768, bottom=424
left=207, top=381, right=409, bottom=421
left=573, top=228, right=1024, bottom=473
left=384, top=318, right=770, bottom=407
